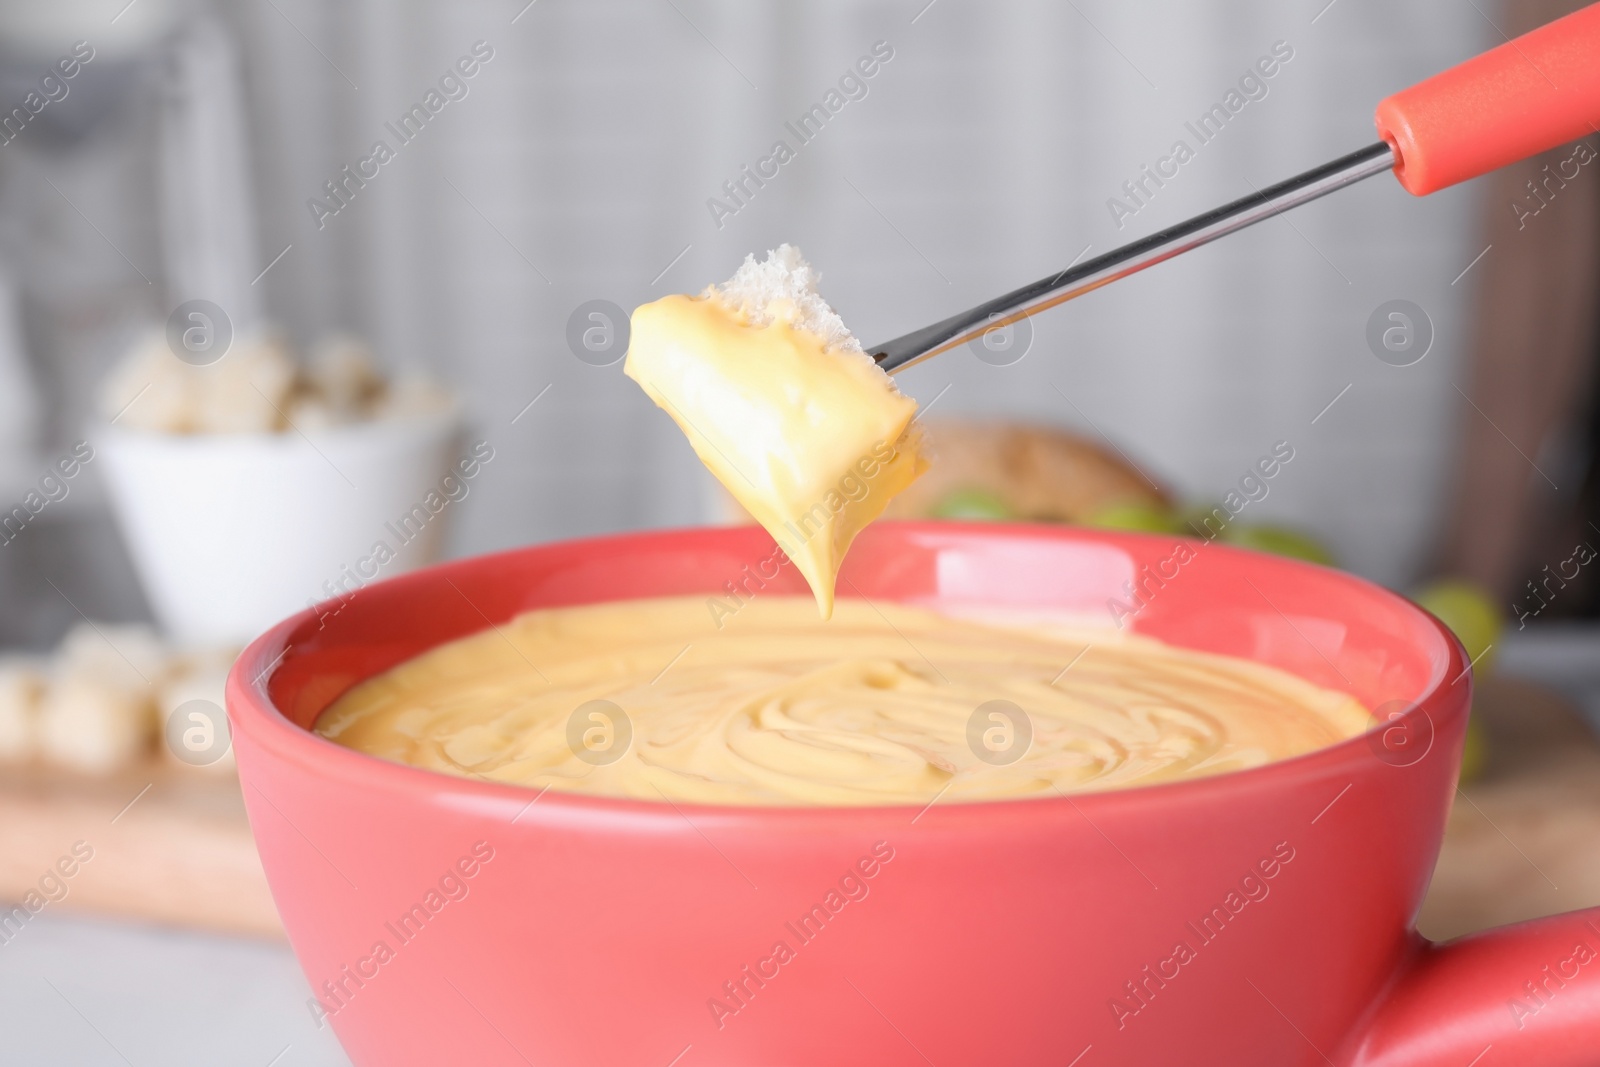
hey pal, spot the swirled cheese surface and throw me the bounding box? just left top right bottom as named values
left=315, top=595, right=1373, bottom=806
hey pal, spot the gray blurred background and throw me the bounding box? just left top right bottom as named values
left=6, top=0, right=1570, bottom=650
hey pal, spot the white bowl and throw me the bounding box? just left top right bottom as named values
left=96, top=405, right=464, bottom=645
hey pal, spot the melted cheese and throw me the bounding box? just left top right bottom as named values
left=316, top=596, right=1373, bottom=807
left=625, top=288, right=926, bottom=618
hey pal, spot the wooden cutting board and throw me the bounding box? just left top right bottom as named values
left=0, top=675, right=1595, bottom=942
left=1417, top=675, right=1600, bottom=940
left=0, top=761, right=280, bottom=938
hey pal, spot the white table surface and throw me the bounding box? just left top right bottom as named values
left=0, top=912, right=350, bottom=1066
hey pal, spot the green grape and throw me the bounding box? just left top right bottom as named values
left=1084, top=501, right=1181, bottom=534
left=1413, top=579, right=1501, bottom=674
left=1458, top=714, right=1489, bottom=783
left=1175, top=503, right=1230, bottom=540
left=1223, top=524, right=1337, bottom=566
left=930, top=487, right=1012, bottom=521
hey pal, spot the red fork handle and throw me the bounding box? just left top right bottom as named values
left=1375, top=1, right=1600, bottom=195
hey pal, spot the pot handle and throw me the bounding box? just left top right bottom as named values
left=1348, top=906, right=1600, bottom=1066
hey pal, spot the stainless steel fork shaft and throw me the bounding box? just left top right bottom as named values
left=869, top=141, right=1396, bottom=374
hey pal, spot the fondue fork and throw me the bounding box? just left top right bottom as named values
left=870, top=3, right=1600, bottom=373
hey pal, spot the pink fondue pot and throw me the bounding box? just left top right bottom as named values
left=228, top=523, right=1600, bottom=1066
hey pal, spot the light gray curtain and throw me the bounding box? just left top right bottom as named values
left=25, top=0, right=1486, bottom=596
